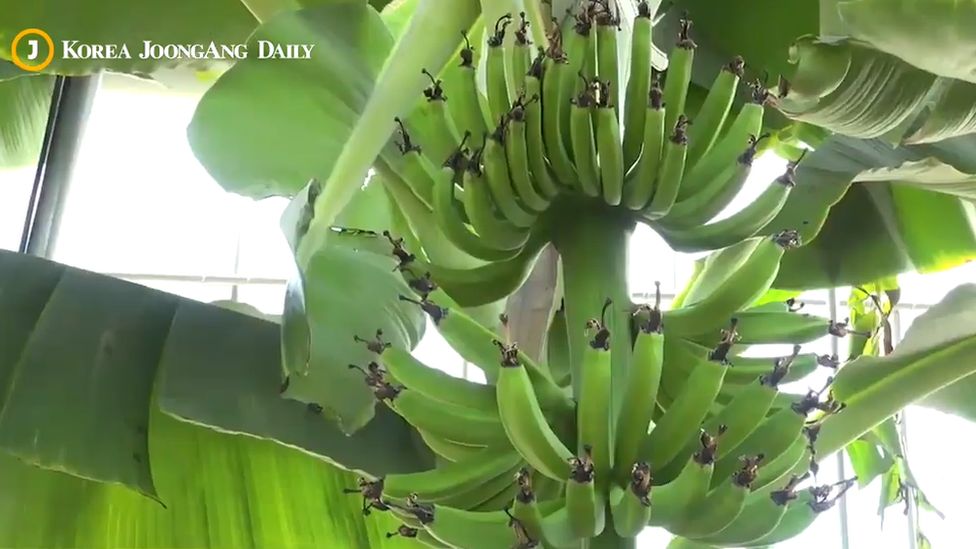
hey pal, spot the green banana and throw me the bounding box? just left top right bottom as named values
left=660, top=132, right=765, bottom=229
left=675, top=90, right=768, bottom=203
left=750, top=435, right=809, bottom=493
left=610, top=462, right=653, bottom=537
left=596, top=87, right=625, bottom=205
left=648, top=428, right=719, bottom=528
left=711, top=405, right=806, bottom=488
left=471, top=476, right=519, bottom=511
left=622, top=1, right=653, bottom=169
left=613, top=288, right=664, bottom=484
left=659, top=154, right=800, bottom=252
left=746, top=479, right=855, bottom=547
left=505, top=95, right=553, bottom=212
left=686, top=57, right=744, bottom=165
left=410, top=68, right=462, bottom=165
left=675, top=237, right=765, bottom=307
left=723, top=350, right=830, bottom=385
left=524, top=53, right=562, bottom=197
left=577, top=299, right=614, bottom=482
left=383, top=447, right=522, bottom=502
left=406, top=234, right=545, bottom=308
left=385, top=389, right=509, bottom=447
left=670, top=368, right=780, bottom=471
left=444, top=30, right=489, bottom=140
left=418, top=429, right=486, bottom=463
left=696, top=474, right=805, bottom=546
left=561, top=8, right=595, bottom=151
left=569, top=76, right=602, bottom=197
left=594, top=7, right=620, bottom=118
left=672, top=455, right=760, bottom=539
left=662, top=231, right=802, bottom=337
left=541, top=32, right=579, bottom=187
left=686, top=310, right=833, bottom=347
left=622, top=77, right=664, bottom=210
left=496, top=341, right=575, bottom=481
left=460, top=156, right=532, bottom=251
left=640, top=336, right=728, bottom=470
left=390, top=118, right=436, bottom=207
left=662, top=15, right=696, bottom=134
left=483, top=125, right=539, bottom=228
left=377, top=346, right=497, bottom=410
left=508, top=13, right=532, bottom=102
left=397, top=293, right=566, bottom=408
left=420, top=505, right=536, bottom=549
left=643, top=115, right=690, bottom=219
left=566, top=447, right=605, bottom=538
left=511, top=468, right=545, bottom=541
left=547, top=300, right=573, bottom=388
left=486, top=14, right=515, bottom=125
left=432, top=140, right=521, bottom=261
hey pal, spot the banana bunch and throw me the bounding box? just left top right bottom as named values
left=338, top=236, right=864, bottom=548
left=380, top=0, right=807, bottom=312
left=325, top=1, right=870, bottom=546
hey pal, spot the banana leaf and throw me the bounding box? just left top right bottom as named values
left=187, top=0, right=479, bottom=263
left=188, top=2, right=396, bottom=199
left=0, top=407, right=413, bottom=549
left=815, top=283, right=976, bottom=456
left=762, top=134, right=976, bottom=289
left=0, top=72, right=54, bottom=168
left=274, top=179, right=427, bottom=433
left=830, top=0, right=976, bottom=84
left=0, top=249, right=432, bottom=500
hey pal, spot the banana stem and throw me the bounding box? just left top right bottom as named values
left=551, top=206, right=634, bottom=404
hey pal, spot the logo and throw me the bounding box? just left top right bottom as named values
left=11, top=28, right=54, bottom=72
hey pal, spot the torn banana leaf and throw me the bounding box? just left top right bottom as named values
left=0, top=249, right=432, bottom=502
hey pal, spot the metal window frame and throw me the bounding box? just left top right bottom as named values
left=19, top=74, right=101, bottom=258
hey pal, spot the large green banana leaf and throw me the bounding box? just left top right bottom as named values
left=188, top=2, right=396, bottom=198
left=0, top=249, right=432, bottom=500
left=189, top=0, right=478, bottom=263
left=275, top=178, right=427, bottom=433
left=0, top=71, right=54, bottom=168
left=0, top=407, right=411, bottom=549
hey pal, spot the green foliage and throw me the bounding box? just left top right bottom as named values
left=817, top=284, right=976, bottom=456
left=188, top=3, right=395, bottom=198
left=0, top=408, right=412, bottom=548
left=0, top=250, right=432, bottom=489
left=0, top=72, right=54, bottom=168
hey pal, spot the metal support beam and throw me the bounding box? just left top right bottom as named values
left=19, top=75, right=101, bottom=258
left=828, top=287, right=852, bottom=549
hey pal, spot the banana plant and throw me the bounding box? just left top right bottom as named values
left=3, top=0, right=976, bottom=548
